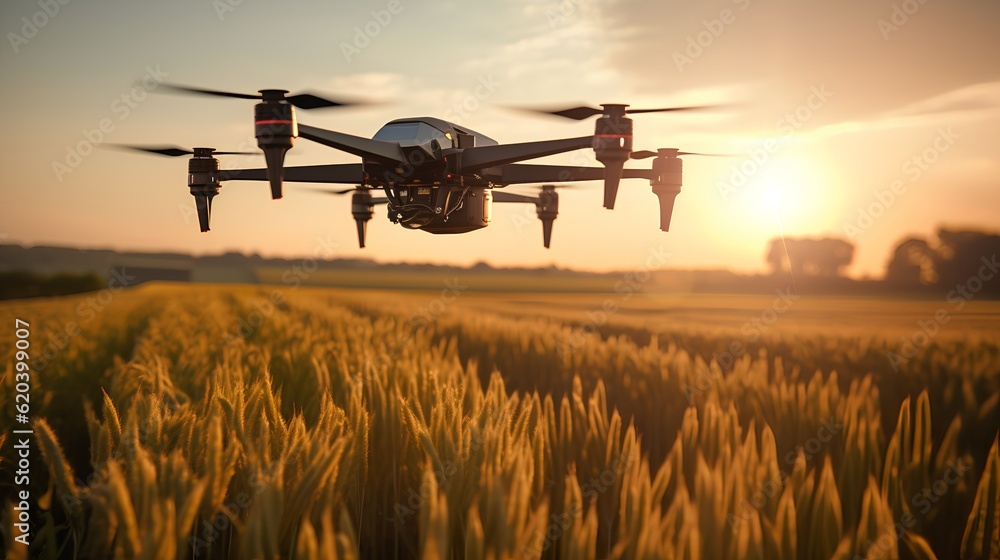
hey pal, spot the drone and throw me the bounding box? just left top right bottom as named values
left=120, top=84, right=724, bottom=248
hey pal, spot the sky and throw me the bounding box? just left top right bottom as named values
left=1, top=0, right=998, bottom=277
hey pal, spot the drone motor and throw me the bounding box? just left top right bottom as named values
left=535, top=185, right=559, bottom=249
left=187, top=148, right=222, bottom=232
left=592, top=105, right=633, bottom=210
left=254, top=90, right=298, bottom=200
left=650, top=149, right=683, bottom=231
left=351, top=191, right=375, bottom=248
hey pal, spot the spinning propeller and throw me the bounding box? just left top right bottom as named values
left=159, top=84, right=374, bottom=200
left=513, top=103, right=727, bottom=121
left=107, top=144, right=260, bottom=233
left=160, top=84, right=365, bottom=110
left=510, top=102, right=729, bottom=211
left=630, top=149, right=732, bottom=160
left=107, top=145, right=257, bottom=157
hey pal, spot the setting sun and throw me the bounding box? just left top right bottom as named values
left=740, top=155, right=838, bottom=236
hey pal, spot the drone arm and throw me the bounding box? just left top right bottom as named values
left=499, top=164, right=655, bottom=184
left=220, top=163, right=365, bottom=184
left=298, top=124, right=406, bottom=164
left=491, top=191, right=539, bottom=204
left=459, top=136, right=594, bottom=171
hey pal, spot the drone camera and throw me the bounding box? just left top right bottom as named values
left=255, top=93, right=298, bottom=200
left=593, top=106, right=633, bottom=210
left=187, top=150, right=221, bottom=232
left=650, top=149, right=682, bottom=231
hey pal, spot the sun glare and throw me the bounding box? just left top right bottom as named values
left=763, top=184, right=784, bottom=210
left=745, top=156, right=833, bottom=231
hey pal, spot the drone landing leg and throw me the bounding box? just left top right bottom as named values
left=651, top=153, right=683, bottom=231
left=541, top=216, right=555, bottom=249
left=262, top=147, right=288, bottom=200
left=351, top=191, right=374, bottom=248
left=601, top=159, right=625, bottom=210
left=192, top=192, right=214, bottom=232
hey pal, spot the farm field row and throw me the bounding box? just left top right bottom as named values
left=1, top=283, right=997, bottom=559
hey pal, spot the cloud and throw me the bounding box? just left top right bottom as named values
left=887, top=81, right=1000, bottom=119
left=323, top=72, right=415, bottom=102
left=810, top=81, right=1000, bottom=139
left=595, top=0, right=1000, bottom=126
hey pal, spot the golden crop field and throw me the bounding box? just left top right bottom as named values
left=1, top=283, right=999, bottom=559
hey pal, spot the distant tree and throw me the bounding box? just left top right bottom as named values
left=884, top=229, right=1000, bottom=295
left=932, top=229, right=1000, bottom=293
left=0, top=271, right=104, bottom=300
left=885, top=238, right=939, bottom=286
left=767, top=237, right=854, bottom=277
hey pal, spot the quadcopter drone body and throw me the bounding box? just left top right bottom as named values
left=129, top=86, right=717, bottom=248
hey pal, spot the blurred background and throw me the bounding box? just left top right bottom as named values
left=2, top=0, right=998, bottom=285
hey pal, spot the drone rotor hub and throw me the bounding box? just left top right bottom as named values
left=259, top=89, right=290, bottom=102
left=600, top=104, right=629, bottom=118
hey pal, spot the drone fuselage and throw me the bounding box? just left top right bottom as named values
left=360, top=117, right=501, bottom=235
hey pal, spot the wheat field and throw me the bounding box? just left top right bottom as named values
left=1, top=283, right=998, bottom=559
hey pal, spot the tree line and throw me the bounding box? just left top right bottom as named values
left=767, top=228, right=1000, bottom=295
